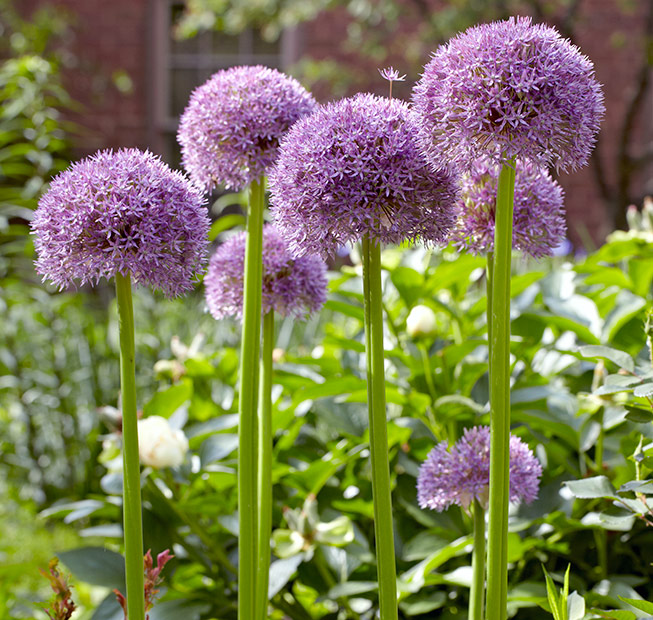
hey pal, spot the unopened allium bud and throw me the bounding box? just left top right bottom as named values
left=137, top=416, right=188, bottom=469
left=406, top=305, right=437, bottom=338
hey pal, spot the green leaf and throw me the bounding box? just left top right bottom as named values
left=324, top=298, right=364, bottom=321
left=618, top=598, right=653, bottom=614
left=328, top=581, right=377, bottom=598
left=58, top=546, right=125, bottom=590
left=268, top=554, right=304, bottom=597
left=633, top=382, right=653, bottom=398
left=150, top=600, right=211, bottom=620
left=542, top=566, right=562, bottom=620
left=625, top=405, right=653, bottom=423
left=579, top=345, right=635, bottom=373
left=564, top=476, right=616, bottom=499
left=390, top=266, right=424, bottom=306
left=208, top=213, right=246, bottom=240
left=91, top=593, right=123, bottom=620
left=199, top=433, right=238, bottom=466
left=144, top=380, right=193, bottom=418
left=602, top=290, right=646, bottom=343
left=590, top=610, right=637, bottom=620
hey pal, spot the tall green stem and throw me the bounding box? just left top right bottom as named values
left=256, top=310, right=274, bottom=620
left=361, top=235, right=398, bottom=620
left=115, top=271, right=144, bottom=620
left=486, top=251, right=494, bottom=358
left=469, top=500, right=486, bottom=620
left=239, top=177, right=265, bottom=620
left=486, top=160, right=516, bottom=620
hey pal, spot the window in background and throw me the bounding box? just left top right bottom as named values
left=150, top=1, right=297, bottom=166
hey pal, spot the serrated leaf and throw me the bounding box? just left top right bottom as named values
left=579, top=345, right=635, bottom=373
left=564, top=476, right=616, bottom=499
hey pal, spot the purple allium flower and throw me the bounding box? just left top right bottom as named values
left=268, top=93, right=459, bottom=258
left=205, top=224, right=328, bottom=320
left=453, top=158, right=566, bottom=258
left=31, top=149, right=209, bottom=297
left=177, top=65, right=316, bottom=192
left=412, top=16, right=605, bottom=172
left=417, top=426, right=542, bottom=511
left=379, top=67, right=406, bottom=82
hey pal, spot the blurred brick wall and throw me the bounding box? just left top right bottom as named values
left=19, top=0, right=653, bottom=245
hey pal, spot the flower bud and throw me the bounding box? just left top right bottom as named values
left=137, top=416, right=189, bottom=468
left=406, top=305, right=437, bottom=338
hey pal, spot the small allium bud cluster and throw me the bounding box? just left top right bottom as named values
left=137, top=416, right=189, bottom=469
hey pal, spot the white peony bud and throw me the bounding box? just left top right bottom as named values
left=137, top=416, right=189, bottom=468
left=406, top=305, right=437, bottom=338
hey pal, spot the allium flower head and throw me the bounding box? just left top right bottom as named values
left=177, top=65, right=316, bottom=192
left=417, top=426, right=542, bottom=511
left=268, top=93, right=458, bottom=258
left=454, top=158, right=566, bottom=258
left=413, top=16, right=605, bottom=171
left=31, top=149, right=209, bottom=297
left=205, top=224, right=328, bottom=320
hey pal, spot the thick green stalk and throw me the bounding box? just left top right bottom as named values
left=115, top=271, right=145, bottom=620
left=361, top=235, right=398, bottom=620
left=469, top=500, right=486, bottom=620
left=255, top=310, right=274, bottom=620
left=486, top=251, right=494, bottom=357
left=239, top=177, right=265, bottom=620
left=486, top=161, right=516, bottom=620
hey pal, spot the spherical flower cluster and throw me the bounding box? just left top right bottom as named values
left=177, top=65, right=316, bottom=192
left=412, top=16, right=605, bottom=172
left=205, top=224, right=328, bottom=320
left=31, top=149, right=209, bottom=297
left=417, top=426, right=541, bottom=511
left=269, top=93, right=459, bottom=258
left=138, top=416, right=189, bottom=469
left=453, top=158, right=566, bottom=258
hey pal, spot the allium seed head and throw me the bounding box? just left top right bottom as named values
left=412, top=16, right=605, bottom=172
left=453, top=158, right=566, bottom=258
left=268, top=93, right=459, bottom=258
left=205, top=224, right=328, bottom=320
left=177, top=65, right=316, bottom=192
left=31, top=149, right=209, bottom=297
left=417, top=426, right=542, bottom=511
